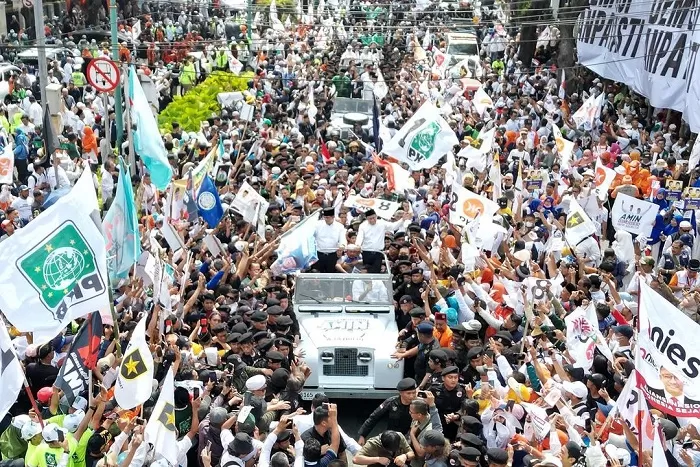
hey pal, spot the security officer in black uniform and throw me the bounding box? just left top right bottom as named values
left=461, top=347, right=484, bottom=387
left=393, top=322, right=440, bottom=383
left=420, top=349, right=448, bottom=389
left=431, top=366, right=466, bottom=441
left=397, top=307, right=427, bottom=379
left=392, top=260, right=412, bottom=296
left=358, top=377, right=417, bottom=445
left=395, top=268, right=428, bottom=307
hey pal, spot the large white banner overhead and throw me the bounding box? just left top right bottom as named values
left=576, top=0, right=700, bottom=132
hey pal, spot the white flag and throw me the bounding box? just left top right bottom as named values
left=382, top=101, right=458, bottom=171
left=132, top=20, right=142, bottom=41
left=344, top=196, right=400, bottom=220
left=652, top=423, right=669, bottom=467
left=0, top=169, right=109, bottom=345
left=489, top=155, right=502, bottom=201
left=571, top=92, right=604, bottom=130
left=270, top=0, right=285, bottom=30
left=230, top=182, right=269, bottom=237
left=558, top=69, right=566, bottom=100
left=373, top=68, right=388, bottom=100
left=615, top=370, right=655, bottom=450
left=594, top=159, right=616, bottom=201
left=688, top=134, right=700, bottom=173
left=422, top=29, right=431, bottom=49
left=611, top=193, right=659, bottom=236
left=564, top=304, right=614, bottom=370
left=551, top=124, right=574, bottom=170
left=449, top=183, right=499, bottom=227
left=145, top=370, right=178, bottom=465
left=0, top=321, right=24, bottom=422
left=636, top=282, right=700, bottom=417
left=0, top=144, right=14, bottom=184
left=473, top=86, right=494, bottom=116
left=458, top=127, right=496, bottom=173
left=521, top=403, right=552, bottom=441
left=432, top=49, right=451, bottom=77
left=564, top=199, right=596, bottom=246
left=114, top=316, right=155, bottom=409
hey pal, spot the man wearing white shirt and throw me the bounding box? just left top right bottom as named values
left=27, top=96, right=43, bottom=124
left=47, top=155, right=72, bottom=190
left=11, top=185, right=33, bottom=223
left=356, top=209, right=410, bottom=273
left=314, top=208, right=346, bottom=273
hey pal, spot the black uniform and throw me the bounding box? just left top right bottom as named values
left=396, top=281, right=427, bottom=307
left=414, top=337, right=440, bottom=383
left=357, top=395, right=412, bottom=439
left=431, top=382, right=466, bottom=441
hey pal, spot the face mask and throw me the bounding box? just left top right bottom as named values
left=525, top=221, right=534, bottom=228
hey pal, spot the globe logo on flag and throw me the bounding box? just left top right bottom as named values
left=17, top=221, right=100, bottom=318
left=44, top=247, right=86, bottom=290
left=198, top=191, right=216, bottom=210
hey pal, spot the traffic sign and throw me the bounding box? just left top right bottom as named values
left=86, top=59, right=120, bottom=93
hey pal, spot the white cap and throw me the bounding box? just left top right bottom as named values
left=63, top=410, right=85, bottom=433
left=41, top=423, right=65, bottom=442
left=11, top=414, right=32, bottom=430
left=246, top=374, right=266, bottom=391
left=21, top=421, right=42, bottom=440
left=72, top=395, right=88, bottom=411
left=562, top=380, right=588, bottom=399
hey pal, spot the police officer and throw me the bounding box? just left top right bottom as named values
left=420, top=349, right=448, bottom=389
left=457, top=446, right=482, bottom=467
left=431, top=366, right=466, bottom=441
left=397, top=307, right=426, bottom=379
left=394, top=322, right=440, bottom=383
left=358, top=377, right=417, bottom=445
left=395, top=268, right=428, bottom=307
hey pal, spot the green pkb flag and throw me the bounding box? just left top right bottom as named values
left=19, top=222, right=98, bottom=310
left=0, top=169, right=110, bottom=345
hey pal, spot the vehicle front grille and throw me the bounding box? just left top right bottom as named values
left=322, top=348, right=369, bottom=377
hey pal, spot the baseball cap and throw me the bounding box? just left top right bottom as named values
left=562, top=380, right=588, bottom=399
left=63, top=410, right=85, bottom=433
left=72, top=395, right=88, bottom=411
left=21, top=421, right=42, bottom=440
left=42, top=423, right=66, bottom=443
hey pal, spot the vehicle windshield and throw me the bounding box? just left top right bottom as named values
left=295, top=275, right=393, bottom=308
left=447, top=42, right=479, bottom=56
left=332, top=98, right=373, bottom=115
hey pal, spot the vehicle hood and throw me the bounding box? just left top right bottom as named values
left=300, top=315, right=393, bottom=348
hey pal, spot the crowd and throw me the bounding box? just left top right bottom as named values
left=0, top=0, right=699, bottom=467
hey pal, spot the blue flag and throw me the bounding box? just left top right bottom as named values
left=128, top=66, right=173, bottom=190
left=197, top=175, right=224, bottom=227
left=103, top=158, right=141, bottom=282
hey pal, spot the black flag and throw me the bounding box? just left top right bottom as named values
left=54, top=313, right=103, bottom=404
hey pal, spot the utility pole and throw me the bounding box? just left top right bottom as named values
left=109, top=0, right=125, bottom=151
left=246, top=0, right=252, bottom=40
left=33, top=0, right=48, bottom=114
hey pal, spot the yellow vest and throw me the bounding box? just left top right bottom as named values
left=72, top=71, right=86, bottom=87
left=180, top=63, right=196, bottom=85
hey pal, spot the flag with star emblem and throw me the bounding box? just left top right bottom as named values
left=0, top=169, right=110, bottom=345
left=114, top=316, right=154, bottom=409
left=145, top=370, right=178, bottom=465
left=0, top=320, right=24, bottom=422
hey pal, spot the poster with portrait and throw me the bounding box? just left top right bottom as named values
left=666, top=180, right=684, bottom=202
left=637, top=282, right=700, bottom=417
left=684, top=186, right=700, bottom=210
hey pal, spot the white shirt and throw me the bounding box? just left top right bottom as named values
left=47, top=166, right=71, bottom=190
left=352, top=279, right=389, bottom=302
left=28, top=102, right=43, bottom=124
left=314, top=220, right=346, bottom=253
left=356, top=218, right=403, bottom=252
left=11, top=196, right=32, bottom=221
left=574, top=236, right=602, bottom=267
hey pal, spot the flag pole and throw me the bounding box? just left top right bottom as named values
left=23, top=379, right=44, bottom=428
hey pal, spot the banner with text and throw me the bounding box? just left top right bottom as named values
left=611, top=193, right=659, bottom=236
left=576, top=0, right=700, bottom=132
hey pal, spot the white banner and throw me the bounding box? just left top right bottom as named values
left=448, top=183, right=499, bottom=227
left=344, top=196, right=400, bottom=220
left=565, top=304, right=614, bottom=370
left=473, top=87, right=494, bottom=116
left=576, top=0, right=700, bottom=132
left=637, top=282, right=700, bottom=417
left=611, top=193, right=659, bottom=236
left=230, top=181, right=269, bottom=237
left=383, top=101, right=458, bottom=171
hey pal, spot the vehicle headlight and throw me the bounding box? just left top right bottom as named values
left=358, top=352, right=372, bottom=363
left=321, top=351, right=334, bottom=363
left=387, top=361, right=400, bottom=369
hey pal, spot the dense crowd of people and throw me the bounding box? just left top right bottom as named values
left=0, top=1, right=699, bottom=467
